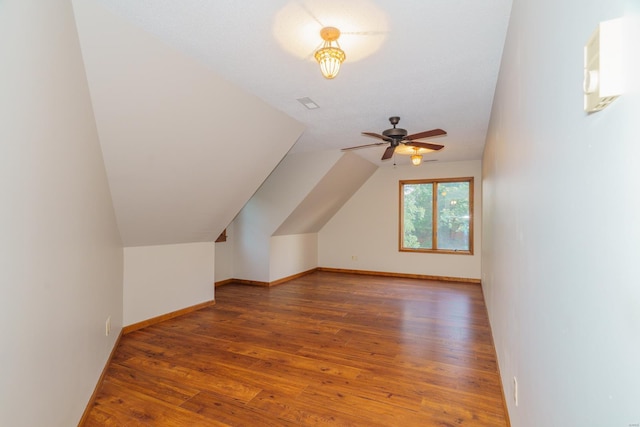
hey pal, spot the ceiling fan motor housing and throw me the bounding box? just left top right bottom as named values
left=383, top=116, right=407, bottom=142
left=382, top=127, right=408, bottom=139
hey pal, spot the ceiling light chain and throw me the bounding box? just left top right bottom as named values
left=314, top=27, right=346, bottom=79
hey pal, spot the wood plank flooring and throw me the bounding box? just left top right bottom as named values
left=83, top=271, right=508, bottom=426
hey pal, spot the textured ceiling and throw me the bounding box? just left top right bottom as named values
left=92, top=0, right=512, bottom=166
left=72, top=0, right=512, bottom=247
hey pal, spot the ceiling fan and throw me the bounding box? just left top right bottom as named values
left=342, top=116, right=446, bottom=160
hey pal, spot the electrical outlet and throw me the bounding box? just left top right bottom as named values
left=105, top=316, right=111, bottom=337
left=513, top=376, right=519, bottom=406
left=351, top=255, right=358, bottom=261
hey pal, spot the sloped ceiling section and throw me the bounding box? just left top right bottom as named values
left=273, top=152, right=377, bottom=236
left=89, top=0, right=512, bottom=166
left=238, top=150, right=349, bottom=237
left=231, top=150, right=353, bottom=281
left=72, top=0, right=305, bottom=247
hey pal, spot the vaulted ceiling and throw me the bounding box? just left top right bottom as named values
left=71, top=0, right=512, bottom=247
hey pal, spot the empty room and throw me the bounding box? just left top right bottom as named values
left=1, top=0, right=639, bottom=426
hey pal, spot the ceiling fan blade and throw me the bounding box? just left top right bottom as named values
left=381, top=145, right=396, bottom=160
left=362, top=132, right=393, bottom=142
left=404, top=141, right=445, bottom=151
left=341, top=142, right=386, bottom=151
left=406, top=128, right=447, bottom=140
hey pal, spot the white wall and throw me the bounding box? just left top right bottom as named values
left=319, top=160, right=482, bottom=280
left=483, top=1, right=640, bottom=425
left=232, top=151, right=343, bottom=282
left=214, top=222, right=235, bottom=283
left=123, top=243, right=215, bottom=326
left=273, top=152, right=377, bottom=236
left=232, top=209, right=272, bottom=282
left=270, top=234, right=318, bottom=282
left=0, top=1, right=123, bottom=426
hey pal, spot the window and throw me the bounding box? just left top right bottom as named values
left=399, top=177, right=473, bottom=254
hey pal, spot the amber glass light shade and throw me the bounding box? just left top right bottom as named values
left=314, top=27, right=346, bottom=79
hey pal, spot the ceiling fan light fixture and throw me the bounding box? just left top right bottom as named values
left=314, top=27, right=346, bottom=79
left=410, top=146, right=423, bottom=166
left=341, top=117, right=446, bottom=162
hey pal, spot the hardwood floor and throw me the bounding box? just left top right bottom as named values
left=84, top=271, right=508, bottom=426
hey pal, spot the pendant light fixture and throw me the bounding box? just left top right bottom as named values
left=314, top=27, right=346, bottom=79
